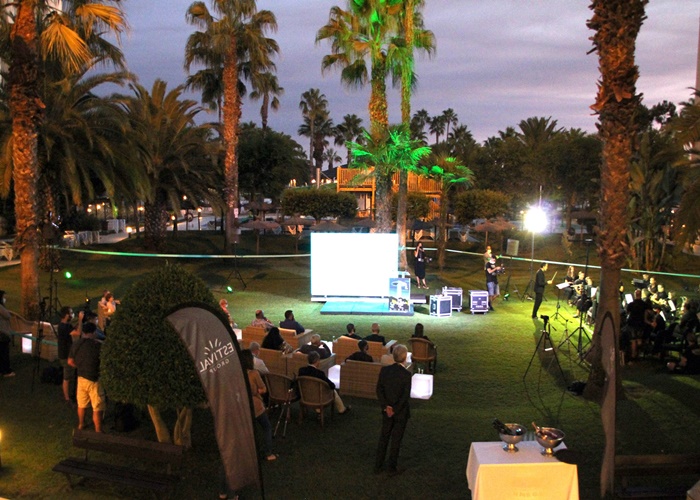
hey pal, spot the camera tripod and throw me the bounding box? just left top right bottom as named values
left=221, top=242, right=247, bottom=292
left=501, top=259, right=521, bottom=301
left=523, top=315, right=566, bottom=383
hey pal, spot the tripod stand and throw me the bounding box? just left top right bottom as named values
left=557, top=239, right=593, bottom=362
left=30, top=301, right=49, bottom=394
left=222, top=242, right=247, bottom=291
left=552, top=284, right=568, bottom=321
left=523, top=315, right=566, bottom=383
left=501, top=258, right=521, bottom=301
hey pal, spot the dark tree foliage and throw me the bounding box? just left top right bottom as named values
left=281, top=187, right=357, bottom=221
left=454, top=189, right=511, bottom=224
left=391, top=191, right=431, bottom=221
left=101, top=263, right=219, bottom=408
left=237, top=122, right=309, bottom=202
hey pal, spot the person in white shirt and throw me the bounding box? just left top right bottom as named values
left=249, top=342, right=269, bottom=375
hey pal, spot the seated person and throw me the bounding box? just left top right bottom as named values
left=346, top=340, right=374, bottom=362
left=647, top=276, right=658, bottom=295
left=572, top=278, right=594, bottom=318
left=249, top=342, right=269, bottom=375
left=219, top=299, right=236, bottom=327
left=569, top=271, right=586, bottom=305
left=411, top=323, right=431, bottom=342
left=279, top=309, right=305, bottom=334
left=298, top=351, right=351, bottom=414
left=563, top=266, right=576, bottom=302
left=380, top=344, right=395, bottom=365
left=364, top=323, right=386, bottom=345
left=343, top=323, right=362, bottom=340
left=251, top=309, right=274, bottom=331
left=261, top=327, right=292, bottom=353
left=299, top=334, right=331, bottom=360
left=667, top=332, right=700, bottom=374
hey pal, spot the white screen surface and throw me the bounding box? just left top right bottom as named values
left=310, top=233, right=399, bottom=297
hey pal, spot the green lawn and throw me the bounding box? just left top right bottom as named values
left=0, top=231, right=698, bottom=499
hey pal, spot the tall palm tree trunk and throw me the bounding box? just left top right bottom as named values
left=10, top=0, right=42, bottom=319
left=583, top=1, right=646, bottom=496
left=397, top=0, right=415, bottom=272
left=223, top=42, right=241, bottom=253
left=370, top=58, right=391, bottom=231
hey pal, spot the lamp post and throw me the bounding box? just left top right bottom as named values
left=523, top=205, right=547, bottom=300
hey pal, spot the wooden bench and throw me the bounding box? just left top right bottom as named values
left=615, top=453, right=700, bottom=498
left=53, top=429, right=184, bottom=496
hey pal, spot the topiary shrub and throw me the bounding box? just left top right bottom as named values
left=101, top=262, right=218, bottom=444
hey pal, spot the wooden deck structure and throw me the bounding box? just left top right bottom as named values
left=336, top=168, right=442, bottom=219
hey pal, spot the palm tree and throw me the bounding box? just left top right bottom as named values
left=185, top=0, right=279, bottom=253
left=117, top=80, right=218, bottom=252
left=249, top=71, right=283, bottom=130
left=441, top=108, right=458, bottom=140
left=428, top=114, right=446, bottom=144
left=411, top=108, right=430, bottom=142
left=322, top=147, right=342, bottom=171
left=3, top=0, right=127, bottom=318
left=670, top=90, right=700, bottom=243
left=422, top=152, right=473, bottom=269
left=334, top=113, right=364, bottom=165
left=319, top=0, right=407, bottom=231
left=348, top=124, right=431, bottom=229
left=36, top=70, right=139, bottom=213
left=583, top=2, right=647, bottom=496
left=299, top=88, right=329, bottom=182
left=393, top=0, right=435, bottom=271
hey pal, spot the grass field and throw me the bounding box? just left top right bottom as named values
left=0, top=231, right=699, bottom=499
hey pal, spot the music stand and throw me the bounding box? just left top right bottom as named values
left=523, top=315, right=566, bottom=383
left=558, top=239, right=594, bottom=361
left=552, top=282, right=570, bottom=321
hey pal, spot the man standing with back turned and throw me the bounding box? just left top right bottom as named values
left=375, top=344, right=412, bottom=476
left=531, top=261, right=553, bottom=319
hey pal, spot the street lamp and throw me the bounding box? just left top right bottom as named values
left=523, top=205, right=548, bottom=299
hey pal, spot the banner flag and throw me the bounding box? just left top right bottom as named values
left=167, top=305, right=261, bottom=493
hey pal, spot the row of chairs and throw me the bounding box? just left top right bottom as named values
left=264, top=373, right=335, bottom=433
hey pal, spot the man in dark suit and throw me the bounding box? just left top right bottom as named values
left=365, top=322, right=386, bottom=345
left=298, top=351, right=351, bottom=414
left=375, top=344, right=412, bottom=476
left=346, top=340, right=374, bottom=362
left=531, top=262, right=552, bottom=319
left=299, top=334, right=331, bottom=359
left=343, top=323, right=362, bottom=340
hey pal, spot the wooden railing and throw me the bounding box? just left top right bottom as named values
left=337, top=168, right=442, bottom=194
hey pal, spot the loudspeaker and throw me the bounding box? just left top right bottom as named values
left=506, top=239, right=519, bottom=256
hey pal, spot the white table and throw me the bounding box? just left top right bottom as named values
left=466, top=441, right=579, bottom=500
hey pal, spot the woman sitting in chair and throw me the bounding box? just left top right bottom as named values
left=261, top=327, right=292, bottom=354
left=239, top=349, right=277, bottom=461
left=409, top=323, right=437, bottom=373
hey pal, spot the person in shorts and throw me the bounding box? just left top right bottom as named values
left=68, top=322, right=105, bottom=432
left=485, top=257, right=502, bottom=311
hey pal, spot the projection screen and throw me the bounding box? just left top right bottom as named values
left=310, top=233, right=399, bottom=298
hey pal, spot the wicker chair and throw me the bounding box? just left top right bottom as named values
left=264, top=373, right=299, bottom=437
left=257, top=347, right=289, bottom=375
left=408, top=337, right=437, bottom=374
left=296, top=376, right=334, bottom=427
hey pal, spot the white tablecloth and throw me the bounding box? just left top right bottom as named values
left=466, top=441, right=579, bottom=500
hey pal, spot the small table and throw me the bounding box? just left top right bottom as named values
left=466, top=441, right=579, bottom=500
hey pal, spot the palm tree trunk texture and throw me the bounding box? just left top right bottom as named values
left=144, top=201, right=167, bottom=252
left=584, top=1, right=646, bottom=496
left=223, top=40, right=241, bottom=253
left=370, top=58, right=391, bottom=232
left=10, top=0, right=42, bottom=319
left=396, top=0, right=415, bottom=273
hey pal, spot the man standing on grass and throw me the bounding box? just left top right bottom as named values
left=531, top=262, right=553, bottom=319
left=375, top=344, right=412, bottom=476
left=68, top=322, right=105, bottom=432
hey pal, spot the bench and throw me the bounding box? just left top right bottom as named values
left=53, top=429, right=184, bottom=496
left=615, top=453, right=700, bottom=498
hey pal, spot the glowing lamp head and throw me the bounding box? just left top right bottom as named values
left=524, top=206, right=547, bottom=233
left=64, top=271, right=72, bottom=279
